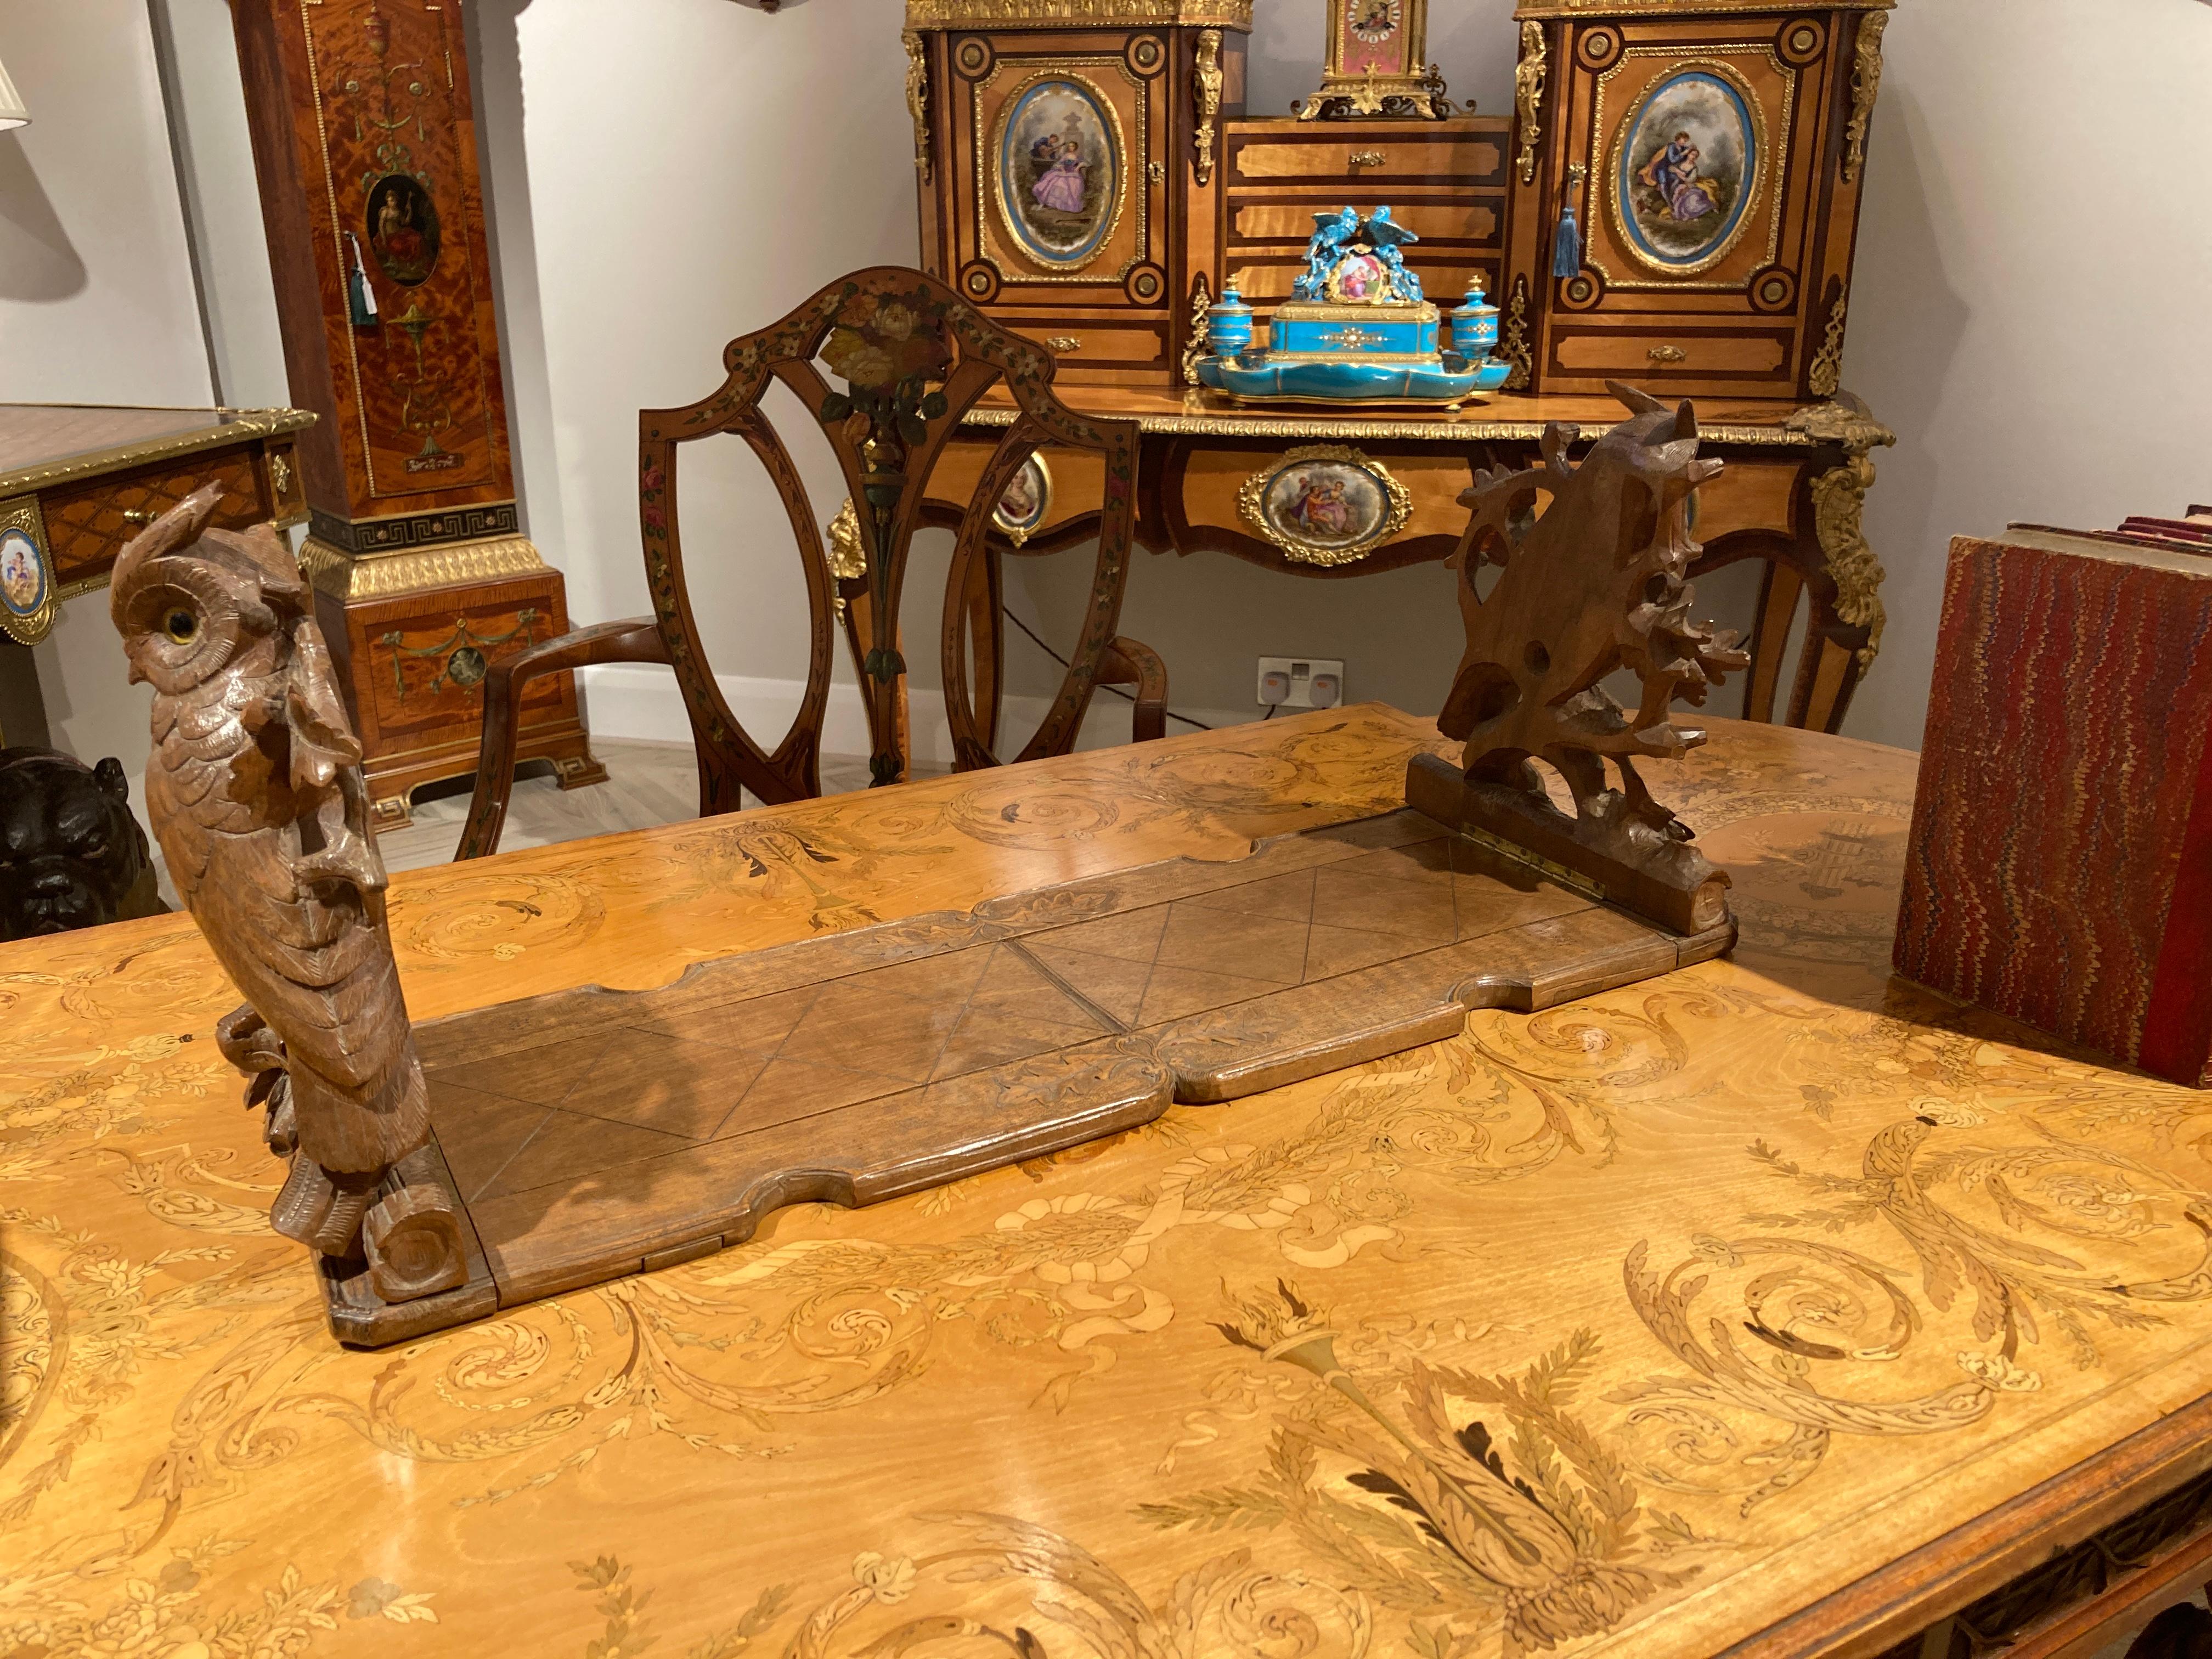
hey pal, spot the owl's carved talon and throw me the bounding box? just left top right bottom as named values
left=269, top=1156, right=336, bottom=1250
left=216, top=1003, right=285, bottom=1075
left=268, top=1157, right=377, bottom=1256
left=311, top=1179, right=375, bottom=1257
left=264, top=1077, right=298, bottom=1156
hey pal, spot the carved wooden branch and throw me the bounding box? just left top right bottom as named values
left=1424, top=382, right=1750, bottom=934
left=111, top=486, right=465, bottom=1306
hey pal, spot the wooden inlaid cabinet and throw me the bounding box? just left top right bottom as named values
left=1502, top=0, right=1891, bottom=397
left=911, top=0, right=1900, bottom=736
left=908, top=1, right=1251, bottom=387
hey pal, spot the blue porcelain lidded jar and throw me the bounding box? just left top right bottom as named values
left=1205, top=284, right=1255, bottom=359
left=1448, top=274, right=1499, bottom=362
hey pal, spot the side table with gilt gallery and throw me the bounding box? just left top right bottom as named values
left=920, top=386, right=1895, bottom=736
left=0, top=402, right=313, bottom=747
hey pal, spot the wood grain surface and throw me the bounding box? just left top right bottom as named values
left=405, top=806, right=1719, bottom=1327
left=7, top=705, right=2210, bottom=1659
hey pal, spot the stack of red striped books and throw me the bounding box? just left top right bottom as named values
left=1894, top=511, right=2212, bottom=1087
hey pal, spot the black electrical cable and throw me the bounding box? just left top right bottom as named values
left=1000, top=606, right=1214, bottom=731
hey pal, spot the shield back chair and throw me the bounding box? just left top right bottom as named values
left=455, top=267, right=1163, bottom=859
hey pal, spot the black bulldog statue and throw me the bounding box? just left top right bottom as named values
left=0, top=747, right=166, bottom=940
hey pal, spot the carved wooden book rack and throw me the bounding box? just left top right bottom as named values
left=112, top=386, right=1739, bottom=1349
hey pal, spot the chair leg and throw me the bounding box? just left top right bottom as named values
left=1098, top=636, right=1169, bottom=744
left=456, top=618, right=668, bottom=859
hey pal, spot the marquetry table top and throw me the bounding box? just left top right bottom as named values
left=5, top=706, right=2208, bottom=1659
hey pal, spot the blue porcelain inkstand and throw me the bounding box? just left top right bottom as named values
left=1196, top=207, right=1511, bottom=407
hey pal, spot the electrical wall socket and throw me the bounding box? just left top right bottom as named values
left=1257, top=656, right=1344, bottom=710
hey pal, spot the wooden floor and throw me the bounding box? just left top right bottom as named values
left=146, top=742, right=905, bottom=898
left=374, top=741, right=907, bottom=873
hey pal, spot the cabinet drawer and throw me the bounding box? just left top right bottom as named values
left=348, top=574, right=569, bottom=746
left=1224, top=116, right=1508, bottom=189
left=42, top=450, right=265, bottom=589
left=1226, top=198, right=1502, bottom=252
left=1545, top=324, right=1797, bottom=388
left=997, top=317, right=1169, bottom=375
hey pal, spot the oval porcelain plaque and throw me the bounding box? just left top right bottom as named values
left=1237, top=446, right=1412, bottom=567
left=0, top=526, right=47, bottom=620
left=365, top=172, right=441, bottom=287
left=995, top=76, right=1121, bottom=270
left=992, top=454, right=1053, bottom=543
left=1613, top=67, right=1760, bottom=275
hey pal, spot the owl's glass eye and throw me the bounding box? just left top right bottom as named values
left=163, top=610, right=198, bottom=644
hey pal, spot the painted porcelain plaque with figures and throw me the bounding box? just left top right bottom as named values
left=1239, top=444, right=1412, bottom=566
left=991, top=452, right=1053, bottom=545
left=994, top=75, right=1123, bottom=269
left=1613, top=64, right=1762, bottom=275
left=0, top=518, right=52, bottom=642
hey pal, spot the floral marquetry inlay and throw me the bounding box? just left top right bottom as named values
left=7, top=706, right=2212, bottom=1658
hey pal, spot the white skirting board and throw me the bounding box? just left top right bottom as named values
left=577, top=663, right=1257, bottom=766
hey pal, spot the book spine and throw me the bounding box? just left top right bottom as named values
left=2141, top=721, right=2212, bottom=1086
left=1896, top=537, right=2212, bottom=1083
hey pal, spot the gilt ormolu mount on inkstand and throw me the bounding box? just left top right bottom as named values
left=113, top=404, right=1739, bottom=1347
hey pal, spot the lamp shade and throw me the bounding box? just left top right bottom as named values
left=0, top=56, right=29, bottom=131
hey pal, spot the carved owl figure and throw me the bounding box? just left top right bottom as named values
left=110, top=486, right=433, bottom=1267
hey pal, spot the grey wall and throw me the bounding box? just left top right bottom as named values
left=0, top=0, right=216, bottom=795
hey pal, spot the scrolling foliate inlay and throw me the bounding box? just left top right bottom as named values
left=18, top=713, right=2212, bottom=1659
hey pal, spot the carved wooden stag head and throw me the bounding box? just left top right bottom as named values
left=1439, top=381, right=1748, bottom=839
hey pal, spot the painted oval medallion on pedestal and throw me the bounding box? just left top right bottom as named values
left=365, top=173, right=441, bottom=286
left=1612, top=66, right=1761, bottom=275
left=994, top=76, right=1122, bottom=270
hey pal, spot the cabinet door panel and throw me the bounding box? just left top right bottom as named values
left=962, top=36, right=1161, bottom=304
left=1581, top=37, right=1805, bottom=296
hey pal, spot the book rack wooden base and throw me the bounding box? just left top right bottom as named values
left=326, top=796, right=1729, bottom=1345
